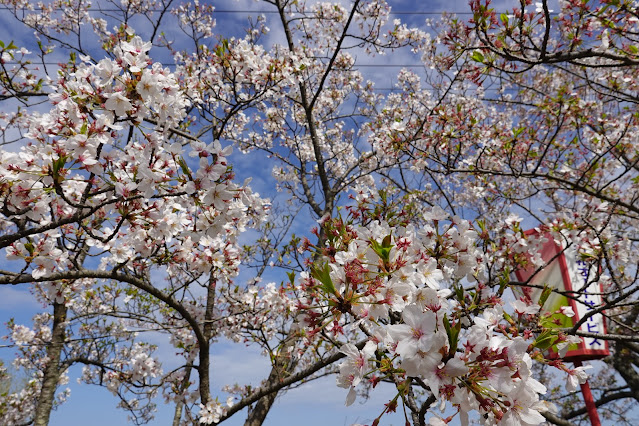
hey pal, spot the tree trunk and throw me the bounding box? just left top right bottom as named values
left=172, top=365, right=193, bottom=426
left=243, top=336, right=299, bottom=426
left=33, top=302, right=67, bottom=426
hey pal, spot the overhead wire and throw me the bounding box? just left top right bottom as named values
left=0, top=6, right=512, bottom=93
left=0, top=6, right=559, bottom=15
left=0, top=6, right=474, bottom=14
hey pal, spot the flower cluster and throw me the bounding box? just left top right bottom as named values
left=296, top=208, right=586, bottom=425
left=1, top=32, right=268, bottom=287
left=0, top=32, right=269, bottom=423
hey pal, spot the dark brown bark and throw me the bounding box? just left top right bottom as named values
left=33, top=302, right=67, bottom=426
left=198, top=275, right=217, bottom=407
left=172, top=365, right=193, bottom=426
left=242, top=337, right=299, bottom=426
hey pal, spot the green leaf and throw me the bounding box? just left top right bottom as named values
left=443, top=313, right=451, bottom=336
left=370, top=234, right=394, bottom=262
left=534, top=329, right=557, bottom=350
left=311, top=262, right=336, bottom=295
left=450, top=320, right=461, bottom=351
left=24, top=241, right=34, bottom=255
left=177, top=156, right=190, bottom=176
left=471, top=50, right=485, bottom=63
left=513, top=127, right=524, bottom=138
left=454, top=284, right=464, bottom=301
left=51, top=155, right=67, bottom=182
left=443, top=314, right=461, bottom=351
left=538, top=285, right=553, bottom=308
left=503, top=311, right=515, bottom=325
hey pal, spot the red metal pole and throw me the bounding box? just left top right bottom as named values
left=573, top=360, right=601, bottom=426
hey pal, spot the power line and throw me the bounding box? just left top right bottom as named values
left=0, top=6, right=473, bottom=14
left=0, top=6, right=553, bottom=16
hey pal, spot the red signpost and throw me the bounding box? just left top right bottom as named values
left=515, top=230, right=609, bottom=425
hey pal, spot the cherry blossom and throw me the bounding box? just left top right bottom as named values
left=0, top=0, right=632, bottom=425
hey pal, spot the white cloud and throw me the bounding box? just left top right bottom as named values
left=0, top=286, right=39, bottom=311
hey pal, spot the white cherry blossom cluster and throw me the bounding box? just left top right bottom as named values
left=0, top=31, right=271, bottom=423
left=198, top=399, right=228, bottom=424
left=297, top=207, right=584, bottom=425
left=0, top=31, right=268, bottom=282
